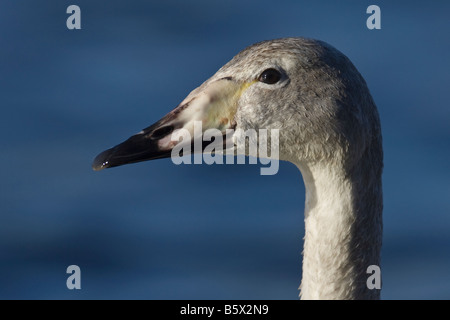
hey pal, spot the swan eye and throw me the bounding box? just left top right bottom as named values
left=258, top=68, right=282, bottom=84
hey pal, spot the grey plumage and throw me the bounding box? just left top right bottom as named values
left=93, top=37, right=383, bottom=300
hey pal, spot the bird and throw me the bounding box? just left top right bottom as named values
left=92, top=37, right=383, bottom=300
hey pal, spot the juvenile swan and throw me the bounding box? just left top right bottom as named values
left=93, top=38, right=383, bottom=300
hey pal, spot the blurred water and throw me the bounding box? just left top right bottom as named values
left=0, top=1, right=449, bottom=299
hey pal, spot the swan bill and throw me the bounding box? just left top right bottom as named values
left=92, top=122, right=173, bottom=171
left=92, top=78, right=253, bottom=171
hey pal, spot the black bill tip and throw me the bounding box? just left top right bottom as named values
left=92, top=148, right=114, bottom=171
left=92, top=130, right=174, bottom=171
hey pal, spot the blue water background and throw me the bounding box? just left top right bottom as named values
left=0, top=1, right=449, bottom=299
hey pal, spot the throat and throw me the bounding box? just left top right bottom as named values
left=296, top=159, right=382, bottom=300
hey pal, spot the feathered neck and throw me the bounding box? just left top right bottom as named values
left=296, top=151, right=383, bottom=300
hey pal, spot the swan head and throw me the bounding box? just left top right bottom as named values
left=93, top=37, right=381, bottom=171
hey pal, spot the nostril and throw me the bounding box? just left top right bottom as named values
left=150, top=126, right=174, bottom=140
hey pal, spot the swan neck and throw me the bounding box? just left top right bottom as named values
left=297, top=159, right=382, bottom=300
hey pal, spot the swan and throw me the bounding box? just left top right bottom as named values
left=92, top=38, right=383, bottom=300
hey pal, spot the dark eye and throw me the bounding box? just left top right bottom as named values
left=258, top=68, right=282, bottom=84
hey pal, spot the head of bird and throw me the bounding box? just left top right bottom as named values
left=93, top=38, right=379, bottom=171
